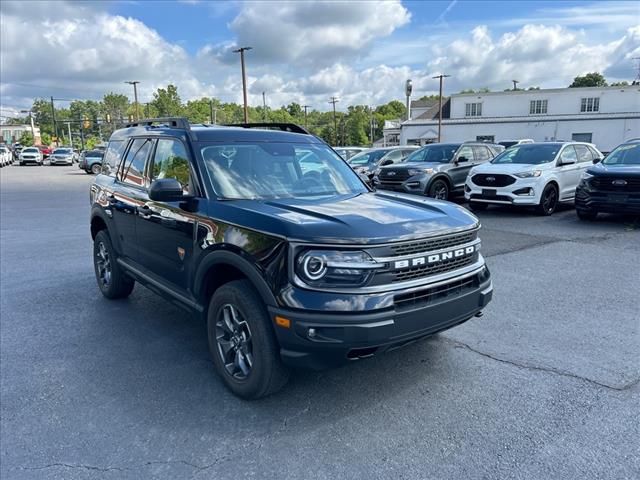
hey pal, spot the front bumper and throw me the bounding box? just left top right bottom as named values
left=575, top=185, right=640, bottom=214
left=465, top=177, right=542, bottom=205
left=269, top=269, right=492, bottom=370
left=50, top=157, right=73, bottom=165
left=375, top=174, right=430, bottom=195
left=20, top=157, right=41, bottom=164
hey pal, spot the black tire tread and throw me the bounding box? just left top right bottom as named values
left=93, top=230, right=135, bottom=299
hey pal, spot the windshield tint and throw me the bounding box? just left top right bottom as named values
left=491, top=144, right=560, bottom=165
left=404, top=144, right=459, bottom=163
left=200, top=142, right=367, bottom=200
left=602, top=143, right=640, bottom=165
left=348, top=149, right=390, bottom=165
left=53, top=148, right=72, bottom=154
left=23, top=148, right=39, bottom=153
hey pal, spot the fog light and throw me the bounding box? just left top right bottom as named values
left=308, top=328, right=316, bottom=338
left=513, top=187, right=534, bottom=196
left=406, top=182, right=420, bottom=188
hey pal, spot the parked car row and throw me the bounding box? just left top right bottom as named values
left=78, top=150, right=105, bottom=174
left=0, top=145, right=14, bottom=166
left=364, top=139, right=638, bottom=220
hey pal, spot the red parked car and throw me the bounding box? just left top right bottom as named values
left=35, top=145, right=52, bottom=159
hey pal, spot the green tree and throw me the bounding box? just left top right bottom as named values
left=19, top=132, right=34, bottom=146
left=150, top=84, right=183, bottom=116
left=40, top=132, right=52, bottom=146
left=569, top=72, right=608, bottom=88
left=418, top=95, right=441, bottom=102
left=610, top=81, right=629, bottom=86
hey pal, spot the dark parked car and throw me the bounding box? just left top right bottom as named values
left=375, top=142, right=500, bottom=200
left=348, top=146, right=420, bottom=180
left=90, top=118, right=492, bottom=399
left=79, top=150, right=105, bottom=174
left=575, top=140, right=640, bottom=219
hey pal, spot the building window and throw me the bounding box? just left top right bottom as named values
left=476, top=135, right=495, bottom=142
left=465, top=103, right=482, bottom=117
left=529, top=100, right=548, bottom=115
left=580, top=97, right=599, bottom=112
left=571, top=133, right=592, bottom=143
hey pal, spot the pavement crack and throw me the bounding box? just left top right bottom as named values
left=442, top=338, right=639, bottom=391
left=19, top=463, right=125, bottom=472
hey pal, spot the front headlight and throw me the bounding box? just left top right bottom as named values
left=408, top=168, right=434, bottom=176
left=580, top=172, right=594, bottom=181
left=296, top=250, right=381, bottom=287
left=514, top=170, right=542, bottom=178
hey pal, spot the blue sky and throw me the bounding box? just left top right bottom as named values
left=1, top=0, right=639, bottom=116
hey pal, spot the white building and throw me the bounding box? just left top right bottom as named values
left=398, top=86, right=640, bottom=152
left=1, top=124, right=42, bottom=144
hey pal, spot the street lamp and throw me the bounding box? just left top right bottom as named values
left=20, top=110, right=36, bottom=143
left=432, top=74, right=451, bottom=143
left=233, top=47, right=252, bottom=123
left=125, top=81, right=141, bottom=120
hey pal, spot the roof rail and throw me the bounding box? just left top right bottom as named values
left=224, top=123, right=311, bottom=135
left=124, top=117, right=191, bottom=130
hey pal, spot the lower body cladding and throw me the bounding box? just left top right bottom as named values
left=269, top=266, right=492, bottom=370
left=575, top=188, right=640, bottom=214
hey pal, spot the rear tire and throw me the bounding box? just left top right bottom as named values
left=536, top=184, right=558, bottom=216
left=469, top=201, right=488, bottom=211
left=93, top=230, right=135, bottom=299
left=207, top=279, right=289, bottom=399
left=90, top=163, right=101, bottom=175
left=577, top=209, right=598, bottom=221
left=428, top=179, right=450, bottom=201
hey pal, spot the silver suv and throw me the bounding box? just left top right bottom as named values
left=375, top=142, right=502, bottom=200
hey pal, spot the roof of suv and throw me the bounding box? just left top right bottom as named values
left=110, top=119, right=322, bottom=144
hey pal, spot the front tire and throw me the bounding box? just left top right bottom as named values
left=207, top=280, right=289, bottom=399
left=93, top=230, right=135, bottom=299
left=90, top=163, right=101, bottom=175
left=536, top=184, right=558, bottom=215
left=577, top=209, right=598, bottom=221
left=428, top=179, right=449, bottom=200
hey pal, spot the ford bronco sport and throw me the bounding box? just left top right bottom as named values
left=90, top=118, right=493, bottom=399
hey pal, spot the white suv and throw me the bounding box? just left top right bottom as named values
left=464, top=142, right=603, bottom=215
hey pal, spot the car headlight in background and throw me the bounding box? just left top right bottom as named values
left=296, top=250, right=382, bottom=287
left=514, top=170, right=542, bottom=178
left=408, top=168, right=434, bottom=176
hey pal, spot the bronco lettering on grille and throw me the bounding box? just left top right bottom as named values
left=393, top=245, right=477, bottom=270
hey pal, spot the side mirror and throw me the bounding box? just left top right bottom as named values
left=457, top=156, right=469, bottom=163
left=358, top=172, right=373, bottom=187
left=559, top=157, right=576, bottom=166
left=149, top=178, right=186, bottom=202
left=381, top=159, right=393, bottom=166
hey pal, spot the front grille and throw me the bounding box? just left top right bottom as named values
left=392, top=255, right=476, bottom=282
left=394, top=275, right=478, bottom=309
left=390, top=230, right=478, bottom=256
left=472, top=174, right=516, bottom=187
left=379, top=169, right=411, bottom=182
left=591, top=177, right=640, bottom=193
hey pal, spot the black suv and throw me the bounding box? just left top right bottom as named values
left=375, top=142, right=502, bottom=200
left=90, top=118, right=492, bottom=399
left=575, top=140, right=640, bottom=219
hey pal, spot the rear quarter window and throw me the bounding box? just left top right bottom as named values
left=102, top=140, right=126, bottom=177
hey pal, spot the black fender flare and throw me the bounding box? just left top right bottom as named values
left=425, top=174, right=452, bottom=194
left=193, top=250, right=278, bottom=308
left=90, top=207, right=123, bottom=254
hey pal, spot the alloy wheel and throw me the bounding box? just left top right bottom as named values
left=542, top=187, right=557, bottom=214
left=215, top=304, right=254, bottom=380
left=95, top=241, right=112, bottom=287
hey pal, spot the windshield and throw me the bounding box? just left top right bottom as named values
left=85, top=151, right=104, bottom=158
left=404, top=144, right=459, bottom=163
left=53, top=148, right=72, bottom=155
left=200, top=142, right=367, bottom=200
left=491, top=144, right=560, bottom=165
left=348, top=149, right=390, bottom=166
left=602, top=143, right=640, bottom=165
left=23, top=148, right=39, bottom=153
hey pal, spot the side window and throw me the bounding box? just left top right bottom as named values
left=102, top=140, right=126, bottom=177
left=151, top=138, right=191, bottom=192
left=559, top=146, right=578, bottom=164
left=472, top=146, right=491, bottom=162
left=383, top=150, right=403, bottom=162
left=456, top=146, right=475, bottom=162
left=587, top=145, right=602, bottom=160
left=574, top=145, right=593, bottom=163
left=120, top=138, right=152, bottom=187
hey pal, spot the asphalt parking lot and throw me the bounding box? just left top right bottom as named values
left=1, top=165, right=639, bottom=480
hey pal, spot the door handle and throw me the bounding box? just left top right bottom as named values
left=136, top=205, right=152, bottom=218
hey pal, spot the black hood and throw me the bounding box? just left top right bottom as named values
left=210, top=192, right=478, bottom=245
left=588, top=162, right=640, bottom=177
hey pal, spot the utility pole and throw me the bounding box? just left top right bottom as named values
left=405, top=79, right=413, bottom=121
left=512, top=79, right=519, bottom=91
left=50, top=96, right=59, bottom=146
left=262, top=91, right=267, bottom=121
left=66, top=122, right=73, bottom=148
left=20, top=110, right=36, bottom=142
left=209, top=99, right=215, bottom=124
left=303, top=105, right=311, bottom=130
left=432, top=74, right=451, bottom=143
left=328, top=97, right=339, bottom=145
left=233, top=46, right=252, bottom=123
left=369, top=106, right=376, bottom=146
left=125, top=81, right=140, bottom=120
